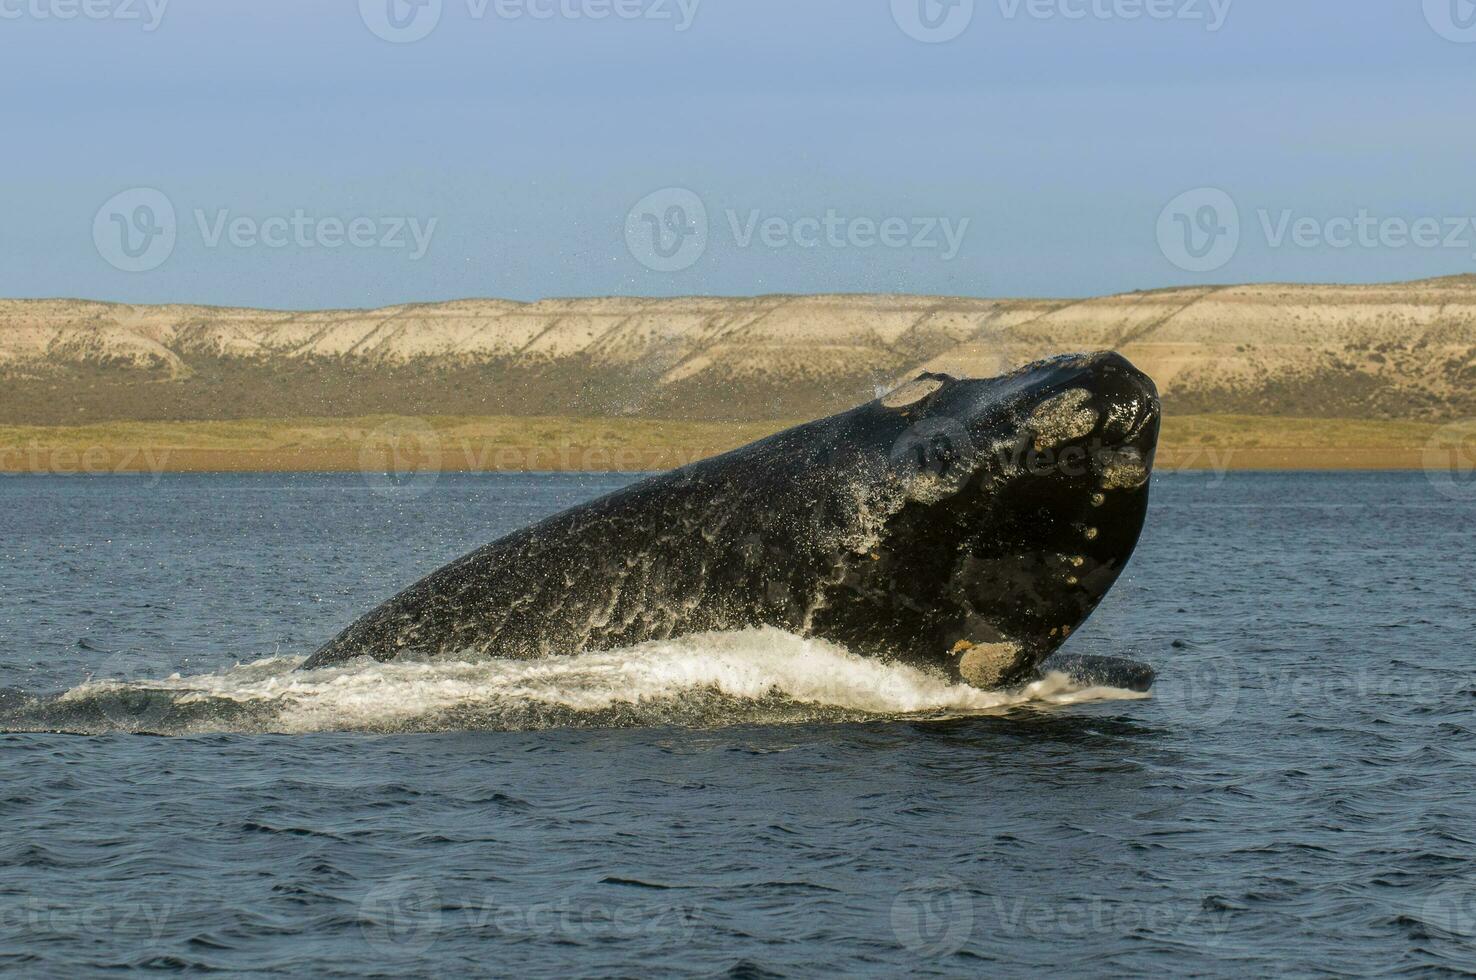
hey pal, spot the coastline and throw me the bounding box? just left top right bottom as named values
left=0, top=415, right=1455, bottom=475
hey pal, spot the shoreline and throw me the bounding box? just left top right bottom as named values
left=0, top=450, right=1439, bottom=474
left=0, top=414, right=1457, bottom=476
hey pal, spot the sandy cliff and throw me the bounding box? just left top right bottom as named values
left=3, top=276, right=1474, bottom=424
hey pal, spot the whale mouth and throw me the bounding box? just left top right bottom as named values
left=1106, top=389, right=1160, bottom=461
left=1124, top=397, right=1160, bottom=441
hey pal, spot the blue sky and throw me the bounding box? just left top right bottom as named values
left=1, top=0, right=1474, bottom=308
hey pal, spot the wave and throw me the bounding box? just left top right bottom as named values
left=0, top=628, right=1146, bottom=736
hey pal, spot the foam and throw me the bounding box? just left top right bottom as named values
left=28, top=628, right=1145, bottom=735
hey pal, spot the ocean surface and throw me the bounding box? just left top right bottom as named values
left=0, top=470, right=1472, bottom=976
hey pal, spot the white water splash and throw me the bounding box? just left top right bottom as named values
left=46, top=628, right=1145, bottom=735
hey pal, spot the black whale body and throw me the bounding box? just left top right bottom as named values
left=304, top=352, right=1161, bottom=690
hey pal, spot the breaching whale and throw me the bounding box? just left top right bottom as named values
left=303, top=351, right=1161, bottom=690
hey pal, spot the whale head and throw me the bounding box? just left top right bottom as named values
left=804, top=351, right=1160, bottom=688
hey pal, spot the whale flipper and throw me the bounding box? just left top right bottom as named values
left=1036, top=654, right=1155, bottom=692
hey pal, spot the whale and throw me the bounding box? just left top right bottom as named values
left=302, top=351, right=1161, bottom=690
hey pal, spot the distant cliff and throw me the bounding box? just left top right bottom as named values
left=3, top=276, right=1474, bottom=424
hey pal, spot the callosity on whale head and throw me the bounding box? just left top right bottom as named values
left=302, top=351, right=1159, bottom=691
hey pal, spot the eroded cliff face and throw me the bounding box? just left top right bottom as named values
left=3, top=276, right=1474, bottom=424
